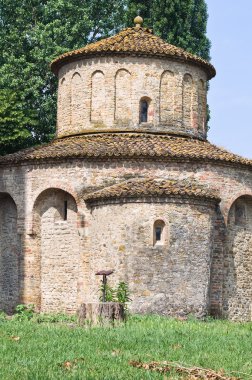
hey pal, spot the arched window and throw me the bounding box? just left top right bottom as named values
left=140, top=99, right=149, bottom=123
left=153, top=220, right=165, bottom=246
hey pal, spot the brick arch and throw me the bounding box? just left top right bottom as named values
left=91, top=70, right=106, bottom=122
left=33, top=187, right=78, bottom=216
left=57, top=74, right=71, bottom=133
left=198, top=79, right=206, bottom=133
left=29, top=184, right=85, bottom=235
left=33, top=184, right=81, bottom=208
left=222, top=191, right=252, bottom=224
left=31, top=187, right=81, bottom=313
left=159, top=70, right=175, bottom=124
left=115, top=68, right=132, bottom=122
left=71, top=71, right=81, bottom=80
left=223, top=193, right=252, bottom=321
left=115, top=68, right=131, bottom=76
left=0, top=190, right=19, bottom=214
left=71, top=72, right=83, bottom=127
left=0, top=190, right=23, bottom=234
left=182, top=73, right=194, bottom=130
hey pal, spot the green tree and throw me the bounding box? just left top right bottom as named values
left=125, top=0, right=210, bottom=60
left=0, top=0, right=125, bottom=155
left=0, top=0, right=211, bottom=155
left=0, top=90, right=38, bottom=155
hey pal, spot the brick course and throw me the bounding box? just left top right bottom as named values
left=56, top=56, right=208, bottom=139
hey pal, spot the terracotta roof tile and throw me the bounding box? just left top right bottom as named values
left=83, top=178, right=220, bottom=203
left=51, top=27, right=215, bottom=79
left=0, top=133, right=251, bottom=168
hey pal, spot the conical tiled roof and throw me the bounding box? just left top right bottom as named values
left=83, top=178, right=221, bottom=204
left=51, top=26, right=215, bottom=79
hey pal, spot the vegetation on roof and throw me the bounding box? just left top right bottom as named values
left=0, top=133, right=251, bottom=168
left=51, top=26, right=215, bottom=79
left=83, top=177, right=221, bottom=203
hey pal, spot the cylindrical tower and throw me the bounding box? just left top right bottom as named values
left=51, top=17, right=215, bottom=140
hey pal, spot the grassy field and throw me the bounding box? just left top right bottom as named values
left=0, top=314, right=252, bottom=379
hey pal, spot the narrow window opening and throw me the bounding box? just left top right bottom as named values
left=140, top=100, right=148, bottom=123
left=153, top=220, right=165, bottom=246
left=64, top=200, right=68, bottom=221
left=155, top=226, right=162, bottom=242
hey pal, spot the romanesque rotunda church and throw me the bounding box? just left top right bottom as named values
left=0, top=17, right=251, bottom=321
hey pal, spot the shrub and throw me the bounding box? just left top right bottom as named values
left=0, top=311, right=7, bottom=322
left=116, top=282, right=131, bottom=305
left=99, top=281, right=131, bottom=311
left=13, top=304, right=35, bottom=321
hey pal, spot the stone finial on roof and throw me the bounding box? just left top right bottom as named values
left=134, top=15, right=143, bottom=28
left=50, top=17, right=216, bottom=79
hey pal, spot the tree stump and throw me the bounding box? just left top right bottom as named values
left=77, top=302, right=125, bottom=326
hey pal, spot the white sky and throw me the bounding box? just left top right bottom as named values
left=206, top=0, right=252, bottom=159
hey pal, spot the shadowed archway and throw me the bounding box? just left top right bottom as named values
left=223, top=195, right=252, bottom=321
left=0, top=193, right=21, bottom=313
left=32, top=188, right=80, bottom=313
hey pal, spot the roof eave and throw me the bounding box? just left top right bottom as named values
left=50, top=51, right=216, bottom=80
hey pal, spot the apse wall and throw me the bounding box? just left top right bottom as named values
left=87, top=198, right=216, bottom=317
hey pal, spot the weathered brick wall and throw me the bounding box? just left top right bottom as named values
left=87, top=199, right=216, bottom=317
left=0, top=193, right=20, bottom=313
left=223, top=196, right=252, bottom=321
left=160, top=71, right=175, bottom=125
left=32, top=189, right=80, bottom=313
left=56, top=56, right=208, bottom=139
left=115, top=69, right=132, bottom=124
left=0, top=158, right=251, bottom=319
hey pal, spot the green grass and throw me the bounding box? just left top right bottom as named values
left=0, top=315, right=252, bottom=379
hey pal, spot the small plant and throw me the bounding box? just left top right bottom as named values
left=14, top=304, right=35, bottom=321
left=0, top=311, right=7, bottom=322
left=99, top=283, right=116, bottom=302
left=99, top=281, right=131, bottom=313
left=116, top=282, right=131, bottom=305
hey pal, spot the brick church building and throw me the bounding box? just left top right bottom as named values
left=0, top=16, right=251, bottom=320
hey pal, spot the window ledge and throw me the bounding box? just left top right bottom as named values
left=139, top=122, right=153, bottom=127
left=153, top=242, right=164, bottom=248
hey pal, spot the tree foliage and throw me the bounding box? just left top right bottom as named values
left=0, top=0, right=211, bottom=155
left=125, top=0, right=210, bottom=60
left=0, top=90, right=38, bottom=155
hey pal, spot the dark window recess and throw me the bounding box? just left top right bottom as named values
left=155, top=226, right=162, bottom=241
left=64, top=200, right=68, bottom=221
left=235, top=204, right=246, bottom=226
left=140, top=100, right=148, bottom=122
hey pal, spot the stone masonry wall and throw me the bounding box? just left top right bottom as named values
left=0, top=194, right=20, bottom=313
left=33, top=189, right=80, bottom=313
left=223, top=196, right=252, bottom=321
left=0, top=158, right=251, bottom=319
left=56, top=56, right=208, bottom=139
left=87, top=199, right=216, bottom=317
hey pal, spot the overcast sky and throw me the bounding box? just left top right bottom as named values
left=206, top=0, right=252, bottom=158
